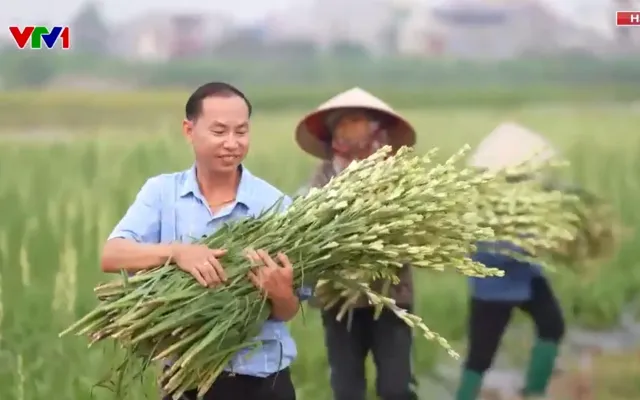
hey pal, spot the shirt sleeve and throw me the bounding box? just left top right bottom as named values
left=296, top=286, right=314, bottom=300
left=280, top=195, right=293, bottom=211
left=107, top=177, right=162, bottom=244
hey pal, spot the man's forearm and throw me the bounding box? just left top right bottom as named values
left=101, top=238, right=173, bottom=273
left=269, top=290, right=300, bottom=321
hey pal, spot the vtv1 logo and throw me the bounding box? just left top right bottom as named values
left=8, top=26, right=71, bottom=49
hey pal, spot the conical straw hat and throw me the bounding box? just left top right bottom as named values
left=295, top=87, right=416, bottom=159
left=468, top=122, right=559, bottom=172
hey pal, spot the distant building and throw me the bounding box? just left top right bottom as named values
left=397, top=0, right=616, bottom=60
left=613, top=0, right=640, bottom=51
left=111, top=11, right=235, bottom=62
left=261, top=4, right=317, bottom=44
left=262, top=0, right=399, bottom=56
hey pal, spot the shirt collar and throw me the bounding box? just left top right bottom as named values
left=179, top=164, right=258, bottom=210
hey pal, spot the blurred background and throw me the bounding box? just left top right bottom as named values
left=1, top=1, right=640, bottom=399
left=1, top=0, right=640, bottom=97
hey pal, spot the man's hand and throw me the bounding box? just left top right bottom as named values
left=246, top=249, right=294, bottom=300
left=172, top=244, right=227, bottom=287
left=246, top=249, right=298, bottom=321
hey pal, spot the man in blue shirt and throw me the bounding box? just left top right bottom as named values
left=101, top=82, right=304, bottom=400
left=455, top=123, right=566, bottom=400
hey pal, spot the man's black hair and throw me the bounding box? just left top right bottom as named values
left=185, top=82, right=253, bottom=121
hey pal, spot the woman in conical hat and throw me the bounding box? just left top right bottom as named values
left=456, top=122, right=566, bottom=400
left=295, top=87, right=418, bottom=400
left=295, top=87, right=416, bottom=161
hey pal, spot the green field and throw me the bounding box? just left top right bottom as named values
left=1, top=104, right=639, bottom=399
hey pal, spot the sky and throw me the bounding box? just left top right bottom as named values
left=0, top=0, right=620, bottom=38
left=0, top=0, right=301, bottom=30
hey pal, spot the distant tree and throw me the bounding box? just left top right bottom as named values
left=69, top=1, right=110, bottom=55
left=0, top=49, right=57, bottom=88
left=330, top=41, right=370, bottom=59
left=268, top=40, right=318, bottom=60
left=213, top=30, right=267, bottom=58
left=380, top=7, right=411, bottom=56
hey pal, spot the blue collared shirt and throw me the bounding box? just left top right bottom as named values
left=469, top=240, right=543, bottom=302
left=108, top=165, right=308, bottom=377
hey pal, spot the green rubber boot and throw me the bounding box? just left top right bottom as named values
left=455, top=369, right=483, bottom=400
left=522, top=339, right=560, bottom=397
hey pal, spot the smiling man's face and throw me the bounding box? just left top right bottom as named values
left=183, top=94, right=250, bottom=173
